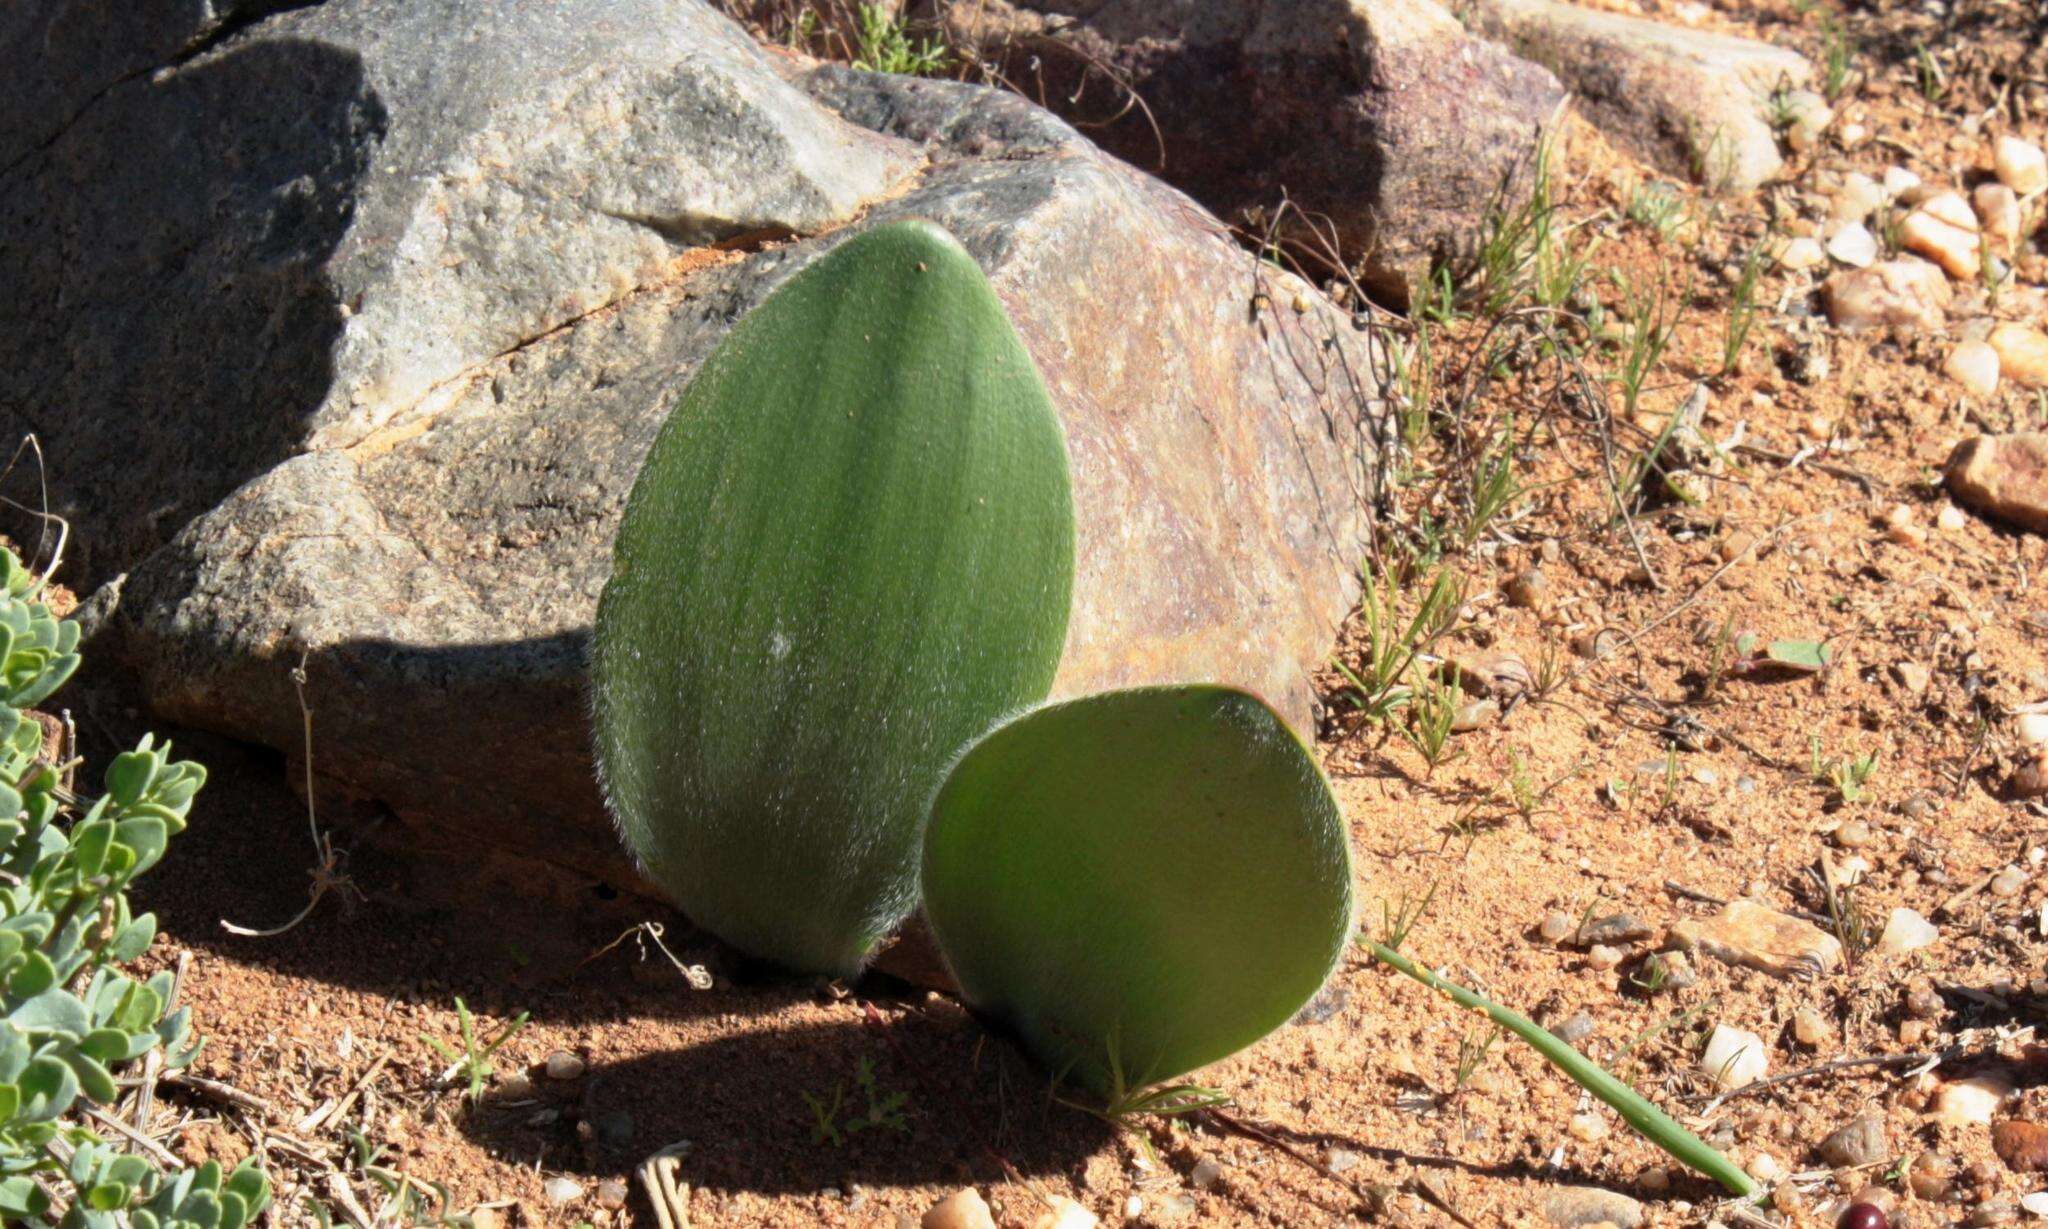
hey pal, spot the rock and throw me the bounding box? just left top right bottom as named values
left=1553, top=1011, right=1595, bottom=1044
left=1976, top=183, right=2022, bottom=250
left=1576, top=913, right=1652, bottom=947
left=1946, top=433, right=2048, bottom=535
left=1328, top=1148, right=1361, bottom=1174
left=543, top=1177, right=586, bottom=1206
left=924, top=1190, right=997, bottom=1229
left=596, top=1180, right=629, bottom=1210
left=1030, top=1198, right=1098, bottom=1229
left=1894, top=659, right=1933, bottom=694
left=1834, top=173, right=1884, bottom=221
left=1947, top=340, right=2002, bottom=395
left=1910, top=1153, right=1955, bottom=1200
left=1585, top=944, right=1624, bottom=971
left=54, top=2, right=1378, bottom=890
left=1700, top=1023, right=1768, bottom=1089
left=2019, top=713, right=2048, bottom=747
left=497, top=1071, right=537, bottom=1100
left=1779, top=236, right=1827, bottom=270
left=1878, top=907, right=1938, bottom=955
left=1505, top=568, right=1549, bottom=610
left=1827, top=223, right=1878, bottom=268
left=1904, top=981, right=1945, bottom=1019
left=1901, top=195, right=1983, bottom=280
left=2018, top=752, right=2048, bottom=799
left=1885, top=166, right=1923, bottom=198
left=1818, top=1116, right=1888, bottom=1168
left=1932, top=1075, right=2012, bottom=1129
left=1542, top=1186, right=1644, bottom=1228
left=1991, top=868, right=2026, bottom=896
left=1464, top=0, right=1809, bottom=193
left=941, top=0, right=1565, bottom=304
left=1834, top=817, right=1874, bottom=848
left=1794, top=1007, right=1832, bottom=1048
left=1995, top=135, right=2048, bottom=195
left=1970, top=1204, right=2018, bottom=1227
left=1667, top=900, right=1844, bottom=981
left=1446, top=651, right=1533, bottom=700
left=2024, top=1192, right=2048, bottom=1218
left=1823, top=259, right=1952, bottom=332
left=1190, top=1157, right=1225, bottom=1190
left=544, top=1051, right=586, bottom=1081
left=1991, top=325, right=2048, bottom=389
left=4, top=0, right=917, bottom=585
left=1451, top=699, right=1501, bottom=732
left=1781, top=89, right=1831, bottom=151
left=1539, top=911, right=1577, bottom=944
left=1994, top=1121, right=2048, bottom=1173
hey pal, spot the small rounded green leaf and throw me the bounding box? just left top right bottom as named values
left=593, top=220, right=1074, bottom=975
left=923, top=686, right=1354, bottom=1095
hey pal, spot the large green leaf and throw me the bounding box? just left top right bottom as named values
left=923, top=686, right=1354, bottom=1095
left=592, top=220, right=1075, bottom=976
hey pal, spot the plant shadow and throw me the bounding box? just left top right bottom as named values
left=455, top=1007, right=1115, bottom=1204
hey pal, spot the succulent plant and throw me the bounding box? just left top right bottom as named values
left=0, top=546, right=273, bottom=1228
left=922, top=685, right=1354, bottom=1096
left=592, top=219, right=1075, bottom=976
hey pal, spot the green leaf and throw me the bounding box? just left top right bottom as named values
left=9, top=988, right=90, bottom=1037
left=61, top=1048, right=118, bottom=1103
left=78, top=1028, right=131, bottom=1062
left=923, top=686, right=1354, bottom=1095
left=592, top=220, right=1075, bottom=976
left=107, top=912, right=157, bottom=962
left=9, top=950, right=56, bottom=997
left=1765, top=638, right=1830, bottom=672
left=16, top=1054, right=79, bottom=1120
left=9, top=651, right=77, bottom=707
left=104, top=750, right=157, bottom=808
left=72, top=818, right=115, bottom=878
left=0, top=1175, right=48, bottom=1217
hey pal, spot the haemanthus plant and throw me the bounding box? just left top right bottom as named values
left=592, top=219, right=1755, bottom=1198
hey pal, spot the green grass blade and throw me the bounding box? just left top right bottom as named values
left=1366, top=940, right=1756, bottom=1197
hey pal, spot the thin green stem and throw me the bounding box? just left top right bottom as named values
left=1365, top=940, right=1756, bottom=1197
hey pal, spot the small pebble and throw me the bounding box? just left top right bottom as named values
left=596, top=1179, right=629, bottom=1210
left=1554, top=1011, right=1595, bottom=1044
left=1827, top=222, right=1878, bottom=267
left=923, top=1189, right=997, bottom=1229
left=1996, top=134, right=2048, bottom=194
left=544, top=1051, right=586, bottom=1080
left=1637, top=1167, right=1670, bottom=1195
left=1904, top=981, right=1944, bottom=1018
left=1878, top=907, right=1937, bottom=954
left=1122, top=1195, right=1143, bottom=1218
left=2019, top=713, right=2048, bottom=747
left=1818, top=1115, right=1887, bottom=1168
left=1938, top=503, right=1968, bottom=531
left=1506, top=568, right=1549, bottom=610
left=1990, top=323, right=2048, bottom=390
left=2016, top=752, right=2048, bottom=799
left=1976, top=182, right=2022, bottom=249
left=1570, top=1112, right=1608, bottom=1142
left=498, top=1071, right=536, bottom=1100
left=1970, top=1203, right=2018, bottom=1227
left=543, top=1177, right=586, bottom=1206
left=1585, top=944, right=1623, bottom=971
left=1947, top=339, right=2002, bottom=396
left=1190, top=1157, right=1224, bottom=1190
left=1780, top=236, right=1828, bottom=270
left=1883, top=166, right=1922, bottom=197
left=1575, top=913, right=1652, bottom=946
left=1934, top=1075, right=2012, bottom=1128
left=1795, top=1008, right=1833, bottom=1050
left=1701, top=1023, right=1768, bottom=1089
left=1834, top=818, right=1873, bottom=848
left=1539, top=911, right=1576, bottom=944
left=1328, top=1148, right=1361, bottom=1174
left=2021, top=1192, right=2048, bottom=1218
left=1994, top=1120, right=2048, bottom=1173
left=1911, top=1153, right=1956, bottom=1200
left=1542, top=1186, right=1644, bottom=1228
left=1030, top=1197, right=1098, bottom=1229
left=1992, top=868, right=2027, bottom=897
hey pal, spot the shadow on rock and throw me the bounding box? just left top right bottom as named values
left=0, top=36, right=386, bottom=583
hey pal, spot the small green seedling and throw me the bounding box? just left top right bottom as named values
left=803, top=1055, right=908, bottom=1147
left=421, top=998, right=530, bottom=1103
